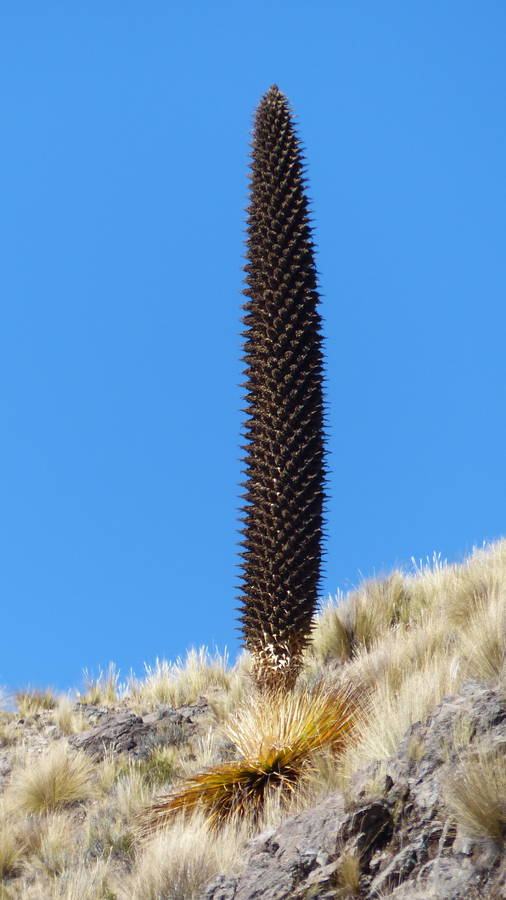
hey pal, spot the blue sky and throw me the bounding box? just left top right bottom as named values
left=2, top=2, right=506, bottom=692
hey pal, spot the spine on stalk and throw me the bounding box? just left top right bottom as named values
left=238, top=84, right=327, bottom=692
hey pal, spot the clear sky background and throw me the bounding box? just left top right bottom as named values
left=2, top=2, right=506, bottom=693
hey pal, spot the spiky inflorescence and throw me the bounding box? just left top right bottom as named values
left=238, top=85, right=326, bottom=691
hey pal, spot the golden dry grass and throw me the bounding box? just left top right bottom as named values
left=459, top=587, right=506, bottom=684
left=53, top=698, right=86, bottom=736
left=124, top=813, right=247, bottom=900
left=44, top=858, right=113, bottom=900
left=16, top=689, right=57, bottom=718
left=335, top=848, right=362, bottom=897
left=80, top=663, right=121, bottom=706
left=127, top=647, right=234, bottom=710
left=11, top=744, right=95, bottom=814
left=0, top=716, right=17, bottom=749
left=0, top=821, right=25, bottom=879
left=347, top=653, right=460, bottom=770
left=26, top=812, right=77, bottom=878
left=305, top=541, right=506, bottom=778
left=444, top=746, right=506, bottom=845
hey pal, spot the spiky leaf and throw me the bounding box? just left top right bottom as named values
left=139, top=687, right=357, bottom=832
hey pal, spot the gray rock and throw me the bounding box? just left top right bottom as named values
left=203, top=875, right=238, bottom=899
left=69, top=712, right=156, bottom=760
left=143, top=705, right=203, bottom=746
left=142, top=697, right=210, bottom=728
left=69, top=700, right=210, bottom=760
left=0, top=752, right=11, bottom=789
left=75, top=703, right=112, bottom=725
left=207, top=794, right=347, bottom=900
left=203, top=796, right=392, bottom=900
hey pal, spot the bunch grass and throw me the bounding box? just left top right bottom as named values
left=445, top=746, right=506, bottom=845
left=12, top=743, right=95, bottom=814
left=127, top=647, right=232, bottom=710
left=16, top=689, right=57, bottom=718
left=124, top=812, right=248, bottom=900
left=80, top=663, right=121, bottom=706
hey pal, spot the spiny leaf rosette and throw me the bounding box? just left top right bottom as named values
left=139, top=686, right=357, bottom=834
left=239, top=85, right=327, bottom=692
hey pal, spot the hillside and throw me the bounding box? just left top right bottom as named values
left=2, top=539, right=506, bottom=898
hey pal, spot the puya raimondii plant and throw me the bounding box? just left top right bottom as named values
left=139, top=91, right=357, bottom=835
left=238, top=84, right=327, bottom=692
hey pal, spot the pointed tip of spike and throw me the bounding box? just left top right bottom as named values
left=262, top=83, right=286, bottom=104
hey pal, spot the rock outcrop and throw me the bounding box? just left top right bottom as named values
left=69, top=697, right=210, bottom=760
left=202, top=681, right=506, bottom=899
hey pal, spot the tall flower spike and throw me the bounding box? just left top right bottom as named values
left=238, top=85, right=327, bottom=692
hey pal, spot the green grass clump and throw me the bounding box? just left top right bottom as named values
left=115, top=748, right=179, bottom=791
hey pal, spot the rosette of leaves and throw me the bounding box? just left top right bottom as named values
left=139, top=91, right=349, bottom=838
left=238, top=84, right=327, bottom=692
left=139, top=686, right=357, bottom=833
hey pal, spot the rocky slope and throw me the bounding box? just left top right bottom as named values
left=203, top=681, right=506, bottom=900
left=3, top=541, right=506, bottom=897
left=2, top=677, right=506, bottom=898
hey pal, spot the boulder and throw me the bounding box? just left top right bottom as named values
left=69, top=712, right=156, bottom=760
left=69, top=699, right=210, bottom=760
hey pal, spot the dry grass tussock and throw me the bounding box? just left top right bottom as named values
left=125, top=812, right=249, bottom=900
left=10, top=744, right=96, bottom=814
left=334, top=848, right=362, bottom=897
left=79, top=662, right=122, bottom=706
left=3, top=539, right=506, bottom=896
left=0, top=812, right=27, bottom=879
left=127, top=647, right=243, bottom=711
left=444, top=745, right=506, bottom=845
left=307, top=539, right=506, bottom=778
left=15, top=688, right=57, bottom=718
left=53, top=697, right=86, bottom=736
